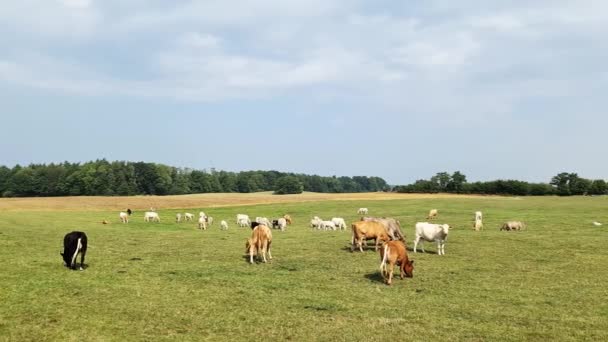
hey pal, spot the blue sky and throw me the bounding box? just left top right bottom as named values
left=1, top=0, right=607, bottom=184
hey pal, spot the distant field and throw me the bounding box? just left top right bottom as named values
left=0, top=191, right=495, bottom=212
left=1, top=194, right=607, bottom=341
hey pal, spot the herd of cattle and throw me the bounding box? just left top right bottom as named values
left=62, top=207, right=526, bottom=285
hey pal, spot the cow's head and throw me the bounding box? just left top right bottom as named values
left=404, top=260, right=414, bottom=278
left=441, top=224, right=451, bottom=234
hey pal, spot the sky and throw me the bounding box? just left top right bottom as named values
left=1, top=0, right=607, bottom=185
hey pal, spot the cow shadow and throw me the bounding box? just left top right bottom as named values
left=364, top=272, right=385, bottom=284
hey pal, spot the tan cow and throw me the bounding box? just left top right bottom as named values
left=351, top=221, right=390, bottom=252
left=246, top=225, right=273, bottom=264
left=500, top=221, right=525, bottom=231
left=427, top=209, right=438, bottom=220
left=379, top=240, right=414, bottom=285
left=283, top=214, right=293, bottom=225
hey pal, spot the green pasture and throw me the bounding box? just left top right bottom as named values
left=1, top=196, right=607, bottom=341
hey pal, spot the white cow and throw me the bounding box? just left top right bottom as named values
left=320, top=221, right=337, bottom=231
left=236, top=214, right=250, bottom=225
left=256, top=217, right=271, bottom=227
left=310, top=217, right=322, bottom=229
left=119, top=212, right=129, bottom=224
left=475, top=211, right=483, bottom=221
left=357, top=208, right=369, bottom=215
left=176, top=213, right=182, bottom=223
left=331, top=217, right=347, bottom=231
left=238, top=218, right=249, bottom=228
left=473, top=218, right=483, bottom=231
left=144, top=212, right=160, bottom=222
left=199, top=212, right=207, bottom=220
left=198, top=216, right=207, bottom=230
left=276, top=218, right=287, bottom=231
left=413, top=222, right=450, bottom=255
left=220, top=220, right=229, bottom=230
left=184, top=213, right=195, bottom=221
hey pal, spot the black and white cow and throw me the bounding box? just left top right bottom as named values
left=61, top=231, right=88, bottom=270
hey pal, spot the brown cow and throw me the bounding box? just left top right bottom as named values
left=246, top=224, right=273, bottom=264
left=351, top=221, right=390, bottom=252
left=283, top=214, right=293, bottom=225
left=379, top=240, right=414, bottom=285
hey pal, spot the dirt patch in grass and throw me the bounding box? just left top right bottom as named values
left=0, top=192, right=496, bottom=211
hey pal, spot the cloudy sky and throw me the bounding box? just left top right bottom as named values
left=1, top=0, right=607, bottom=184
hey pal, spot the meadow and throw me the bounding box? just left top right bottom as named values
left=0, top=193, right=607, bottom=341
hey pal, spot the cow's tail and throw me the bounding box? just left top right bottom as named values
left=71, top=237, right=82, bottom=268
left=380, top=244, right=389, bottom=274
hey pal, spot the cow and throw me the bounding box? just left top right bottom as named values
left=238, top=218, right=250, bottom=228
left=413, top=222, right=450, bottom=255
left=119, top=211, right=130, bottom=223
left=206, top=216, right=214, bottom=226
left=283, top=214, right=293, bottom=225
left=331, top=217, right=347, bottom=230
left=176, top=213, right=182, bottom=223
left=473, top=218, right=483, bottom=231
left=144, top=212, right=160, bottom=222
left=272, top=218, right=287, bottom=231
left=357, top=208, right=369, bottom=215
left=237, top=214, right=250, bottom=225
left=379, top=240, right=414, bottom=285
left=351, top=221, right=390, bottom=252
left=501, top=221, right=525, bottom=231
left=255, top=217, right=271, bottom=227
left=475, top=211, right=483, bottom=221
left=320, top=220, right=337, bottom=231
left=246, top=225, right=273, bottom=264
left=220, top=220, right=229, bottom=230
left=184, top=213, right=195, bottom=221
left=361, top=217, right=405, bottom=242
left=198, top=216, right=207, bottom=230
left=427, top=209, right=438, bottom=220
left=61, top=231, right=88, bottom=271
left=310, top=217, right=322, bottom=229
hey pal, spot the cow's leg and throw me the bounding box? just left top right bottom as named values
left=80, top=250, right=86, bottom=271
left=358, top=238, right=364, bottom=253
left=267, top=242, right=272, bottom=260
left=437, top=240, right=443, bottom=255
left=413, top=237, right=419, bottom=253
left=387, top=265, right=393, bottom=285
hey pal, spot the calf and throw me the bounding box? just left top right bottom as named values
left=331, top=217, right=347, bottom=230
left=413, top=222, right=450, bottom=255
left=184, top=213, right=195, bottom=221
left=379, top=240, right=414, bottom=285
left=351, top=221, right=390, bottom=252
left=427, top=209, right=438, bottom=220
left=220, top=220, right=229, bottom=230
left=119, top=211, right=130, bottom=223
left=61, top=231, right=88, bottom=270
left=501, top=221, right=525, bottom=231
left=357, top=207, right=369, bottom=215
left=246, top=225, right=273, bottom=264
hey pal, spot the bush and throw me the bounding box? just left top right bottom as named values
left=274, top=176, right=304, bottom=195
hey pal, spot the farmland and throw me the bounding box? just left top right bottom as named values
left=1, top=193, right=607, bottom=341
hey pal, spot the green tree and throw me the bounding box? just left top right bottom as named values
left=274, top=176, right=304, bottom=194
left=589, top=180, right=607, bottom=195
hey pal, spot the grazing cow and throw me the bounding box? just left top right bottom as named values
left=320, top=220, right=337, bottom=231
left=144, top=212, right=160, bottom=222
left=176, top=213, right=182, bottom=223
left=475, top=211, right=483, bottom=221
left=206, top=216, right=214, bottom=226
left=361, top=217, right=405, bottom=242
left=413, top=222, right=450, bottom=255
left=427, top=209, right=438, bottom=220
left=500, top=221, right=525, bottom=231
left=331, top=217, right=347, bottom=231
left=379, top=240, right=414, bottom=285
left=237, top=214, right=251, bottom=225
left=220, top=220, right=229, bottom=230
left=184, top=213, right=194, bottom=221
left=283, top=214, right=293, bottom=225
left=310, top=217, right=322, bottom=229
left=473, top=218, right=483, bottom=231
left=357, top=208, right=369, bottom=215
left=61, top=231, right=88, bottom=270
left=119, top=211, right=130, bottom=224
left=198, top=216, right=207, bottom=230
left=246, top=225, right=273, bottom=264
left=238, top=218, right=250, bottom=228
left=351, top=221, right=390, bottom=252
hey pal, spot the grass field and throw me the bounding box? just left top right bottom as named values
left=1, top=193, right=607, bottom=341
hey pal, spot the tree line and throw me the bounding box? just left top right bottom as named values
left=393, top=171, right=607, bottom=196
left=0, top=160, right=390, bottom=197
